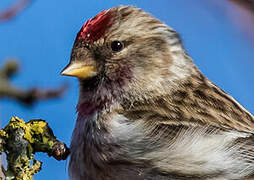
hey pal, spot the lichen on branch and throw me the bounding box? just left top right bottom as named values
left=0, top=117, right=69, bottom=180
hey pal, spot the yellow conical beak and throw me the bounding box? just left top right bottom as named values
left=61, top=62, right=97, bottom=79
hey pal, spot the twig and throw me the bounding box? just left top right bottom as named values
left=229, top=0, right=254, bottom=12
left=0, top=0, right=32, bottom=22
left=0, top=117, right=69, bottom=180
left=0, top=60, right=68, bottom=106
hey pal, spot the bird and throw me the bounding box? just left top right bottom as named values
left=61, top=5, right=254, bottom=180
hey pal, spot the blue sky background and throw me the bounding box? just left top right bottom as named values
left=0, top=0, right=254, bottom=179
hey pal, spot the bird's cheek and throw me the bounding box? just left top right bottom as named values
left=104, top=63, right=119, bottom=80
left=104, top=63, right=133, bottom=87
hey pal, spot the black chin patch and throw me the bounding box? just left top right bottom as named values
left=79, top=75, right=101, bottom=91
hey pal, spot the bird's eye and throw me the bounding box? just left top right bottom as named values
left=111, top=41, right=124, bottom=52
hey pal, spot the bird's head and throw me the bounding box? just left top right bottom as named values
left=61, top=6, right=196, bottom=107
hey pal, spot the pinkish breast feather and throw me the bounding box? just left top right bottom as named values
left=76, top=9, right=113, bottom=42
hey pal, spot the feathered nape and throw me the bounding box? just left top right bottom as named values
left=76, top=9, right=114, bottom=42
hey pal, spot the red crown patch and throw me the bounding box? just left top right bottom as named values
left=76, top=9, right=113, bottom=42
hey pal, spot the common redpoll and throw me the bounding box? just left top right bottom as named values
left=61, top=6, right=254, bottom=180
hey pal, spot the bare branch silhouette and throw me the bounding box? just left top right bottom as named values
left=0, top=0, right=32, bottom=22
left=230, top=0, right=254, bottom=12
left=0, top=60, right=68, bottom=106
left=204, top=0, right=254, bottom=43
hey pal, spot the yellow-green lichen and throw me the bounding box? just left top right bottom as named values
left=27, top=144, right=34, bottom=155
left=1, top=116, right=69, bottom=179
left=42, top=137, right=54, bottom=148
left=11, top=117, right=34, bottom=143
left=7, top=117, right=33, bottom=143
left=29, top=121, right=46, bottom=135
left=7, top=117, right=47, bottom=143
left=8, top=117, right=27, bottom=131
left=0, top=130, right=7, bottom=138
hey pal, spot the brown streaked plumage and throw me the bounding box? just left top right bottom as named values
left=122, top=72, right=254, bottom=133
left=61, top=5, right=254, bottom=180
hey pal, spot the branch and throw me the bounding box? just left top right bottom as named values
left=229, top=0, right=254, bottom=12
left=0, top=0, right=32, bottom=22
left=0, top=60, right=68, bottom=106
left=0, top=117, right=69, bottom=180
